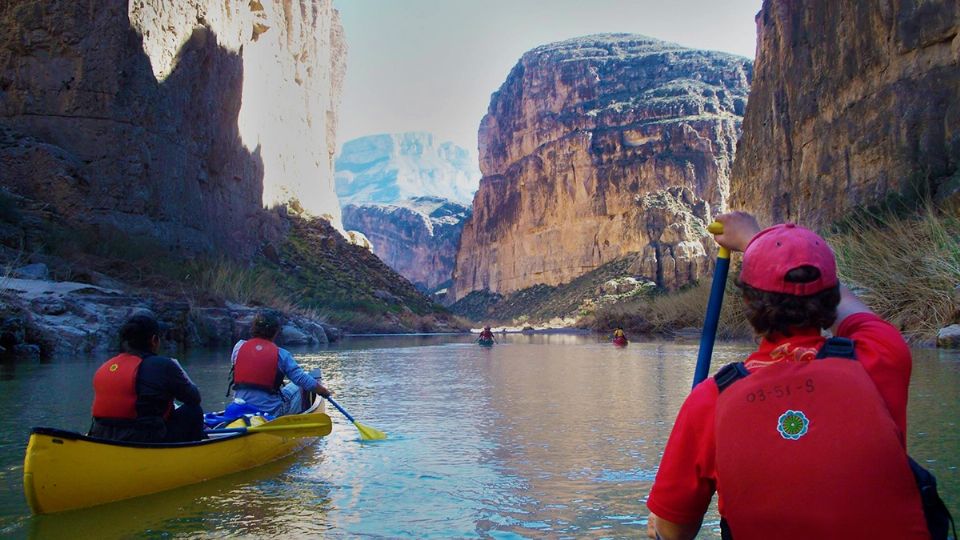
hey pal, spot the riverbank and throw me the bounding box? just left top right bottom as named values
left=0, top=274, right=340, bottom=358
left=0, top=188, right=466, bottom=358
left=591, top=199, right=960, bottom=347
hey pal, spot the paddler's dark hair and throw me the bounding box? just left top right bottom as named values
left=737, top=266, right=841, bottom=339
left=251, top=310, right=283, bottom=339
left=119, top=314, right=161, bottom=352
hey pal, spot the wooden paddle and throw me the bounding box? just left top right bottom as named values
left=692, top=221, right=730, bottom=388
left=325, top=396, right=387, bottom=441
left=207, top=412, right=332, bottom=438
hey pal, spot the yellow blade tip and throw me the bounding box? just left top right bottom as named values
left=355, top=422, right=388, bottom=440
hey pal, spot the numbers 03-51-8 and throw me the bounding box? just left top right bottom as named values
left=746, top=378, right=815, bottom=403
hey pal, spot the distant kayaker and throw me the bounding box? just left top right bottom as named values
left=477, top=326, right=497, bottom=343
left=89, top=313, right=206, bottom=443
left=228, top=310, right=331, bottom=416
left=646, top=212, right=933, bottom=540
left=612, top=327, right=627, bottom=340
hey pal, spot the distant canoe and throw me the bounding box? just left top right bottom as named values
left=478, top=338, right=494, bottom=347
left=612, top=336, right=628, bottom=347
left=23, top=399, right=331, bottom=514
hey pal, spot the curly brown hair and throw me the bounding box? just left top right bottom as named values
left=738, top=266, right=841, bottom=339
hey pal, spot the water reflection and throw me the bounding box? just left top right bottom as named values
left=0, top=335, right=956, bottom=538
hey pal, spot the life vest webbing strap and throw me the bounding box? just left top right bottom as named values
left=715, top=362, right=750, bottom=393
left=815, top=336, right=856, bottom=360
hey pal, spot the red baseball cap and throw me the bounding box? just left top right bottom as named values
left=740, top=223, right=838, bottom=296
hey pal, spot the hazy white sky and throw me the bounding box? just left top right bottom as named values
left=336, top=0, right=762, bottom=158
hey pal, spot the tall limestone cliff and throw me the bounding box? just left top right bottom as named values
left=451, top=34, right=751, bottom=301
left=730, top=0, right=960, bottom=225
left=0, top=0, right=346, bottom=256
left=342, top=197, right=471, bottom=293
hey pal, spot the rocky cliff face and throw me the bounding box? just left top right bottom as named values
left=343, top=197, right=471, bottom=293
left=0, top=0, right=346, bottom=256
left=336, top=133, right=479, bottom=294
left=730, top=0, right=960, bottom=225
left=336, top=132, right=480, bottom=206
left=451, top=34, right=751, bottom=301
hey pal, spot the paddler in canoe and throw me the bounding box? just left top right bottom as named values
left=476, top=325, right=497, bottom=346
left=25, top=310, right=336, bottom=515
left=227, top=310, right=332, bottom=417
left=611, top=326, right=628, bottom=346
left=645, top=212, right=946, bottom=540
left=88, top=313, right=206, bottom=443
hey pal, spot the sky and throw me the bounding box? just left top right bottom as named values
left=336, top=0, right=763, bottom=159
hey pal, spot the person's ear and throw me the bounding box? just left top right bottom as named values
left=151, top=334, right=161, bottom=351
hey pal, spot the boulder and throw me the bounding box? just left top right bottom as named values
left=12, top=263, right=48, bottom=280
left=937, top=324, right=960, bottom=349
left=321, top=323, right=341, bottom=342
left=278, top=324, right=310, bottom=346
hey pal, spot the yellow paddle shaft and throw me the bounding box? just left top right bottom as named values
left=707, top=221, right=730, bottom=259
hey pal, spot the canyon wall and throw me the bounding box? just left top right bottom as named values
left=730, top=0, right=960, bottom=225
left=336, top=133, right=478, bottom=294
left=342, top=197, right=471, bottom=293
left=0, top=0, right=345, bottom=256
left=451, top=34, right=751, bottom=301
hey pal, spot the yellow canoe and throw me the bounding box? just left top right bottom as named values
left=23, top=402, right=332, bottom=514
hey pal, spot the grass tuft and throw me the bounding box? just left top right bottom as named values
left=828, top=200, right=960, bottom=341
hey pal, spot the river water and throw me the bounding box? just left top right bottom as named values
left=0, top=334, right=957, bottom=538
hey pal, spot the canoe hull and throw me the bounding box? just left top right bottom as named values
left=24, top=411, right=332, bottom=514
left=612, top=337, right=628, bottom=347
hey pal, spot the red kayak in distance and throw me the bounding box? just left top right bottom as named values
left=612, top=336, right=628, bottom=347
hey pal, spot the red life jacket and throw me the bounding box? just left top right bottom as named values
left=92, top=353, right=143, bottom=419
left=714, top=350, right=929, bottom=539
left=233, top=338, right=283, bottom=392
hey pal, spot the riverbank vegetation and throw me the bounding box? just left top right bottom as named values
left=0, top=188, right=459, bottom=334
left=591, top=196, right=960, bottom=343
left=829, top=199, right=959, bottom=342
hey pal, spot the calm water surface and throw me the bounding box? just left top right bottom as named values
left=0, top=334, right=957, bottom=538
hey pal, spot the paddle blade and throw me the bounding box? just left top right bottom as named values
left=248, top=412, right=333, bottom=438
left=354, top=421, right=387, bottom=441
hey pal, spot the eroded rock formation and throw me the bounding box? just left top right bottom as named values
left=730, top=0, right=960, bottom=225
left=0, top=0, right=346, bottom=256
left=451, top=34, right=751, bottom=300
left=343, top=197, right=471, bottom=292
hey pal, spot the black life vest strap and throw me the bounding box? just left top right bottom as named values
left=715, top=362, right=750, bottom=393
left=815, top=336, right=856, bottom=360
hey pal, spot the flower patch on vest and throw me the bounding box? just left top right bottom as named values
left=777, top=410, right=809, bottom=440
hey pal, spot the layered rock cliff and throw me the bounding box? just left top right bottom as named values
left=0, top=0, right=346, bottom=256
left=451, top=34, right=751, bottom=301
left=335, top=132, right=480, bottom=206
left=342, top=197, right=471, bottom=293
left=730, top=0, right=960, bottom=225
left=336, top=133, right=478, bottom=294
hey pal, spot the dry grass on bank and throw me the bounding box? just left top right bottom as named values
left=183, top=259, right=298, bottom=311
left=829, top=202, right=960, bottom=342
left=593, top=200, right=959, bottom=343
left=590, top=277, right=752, bottom=339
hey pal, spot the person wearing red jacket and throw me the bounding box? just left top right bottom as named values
left=646, top=212, right=929, bottom=540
